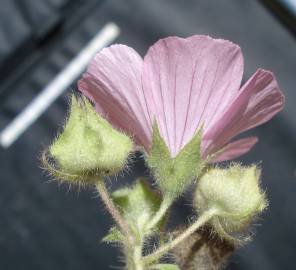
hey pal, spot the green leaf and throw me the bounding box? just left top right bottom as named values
left=102, top=227, right=124, bottom=243
left=147, top=122, right=204, bottom=199
left=152, top=263, right=181, bottom=270
left=111, top=178, right=162, bottom=236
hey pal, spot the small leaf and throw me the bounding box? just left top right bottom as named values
left=148, top=123, right=204, bottom=199
left=102, top=227, right=124, bottom=243
left=112, top=178, right=162, bottom=236
left=152, top=263, right=181, bottom=270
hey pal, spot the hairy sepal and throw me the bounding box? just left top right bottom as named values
left=148, top=122, right=204, bottom=199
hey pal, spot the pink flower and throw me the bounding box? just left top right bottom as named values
left=78, top=35, right=284, bottom=162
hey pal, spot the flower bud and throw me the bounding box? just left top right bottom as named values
left=194, top=164, right=267, bottom=240
left=47, top=95, right=133, bottom=183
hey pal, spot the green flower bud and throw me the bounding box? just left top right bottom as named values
left=194, top=164, right=267, bottom=240
left=46, top=95, right=133, bottom=183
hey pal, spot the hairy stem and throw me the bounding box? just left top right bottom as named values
left=146, top=196, right=172, bottom=231
left=95, top=180, right=134, bottom=244
left=143, top=208, right=217, bottom=265
left=133, top=244, right=144, bottom=270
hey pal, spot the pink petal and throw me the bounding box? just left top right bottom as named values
left=204, top=69, right=284, bottom=157
left=78, top=45, right=151, bottom=149
left=142, top=35, right=243, bottom=157
left=210, top=137, right=258, bottom=163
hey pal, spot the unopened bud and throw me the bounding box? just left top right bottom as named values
left=194, top=164, right=267, bottom=240
left=46, top=95, right=133, bottom=183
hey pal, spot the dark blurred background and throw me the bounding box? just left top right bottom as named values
left=0, top=0, right=295, bottom=269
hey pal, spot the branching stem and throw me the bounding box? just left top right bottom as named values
left=146, top=195, right=172, bottom=231
left=143, top=208, right=217, bottom=265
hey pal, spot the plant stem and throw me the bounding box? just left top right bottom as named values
left=143, top=208, right=217, bottom=265
left=146, top=196, right=172, bottom=231
left=133, top=244, right=144, bottom=270
left=130, top=195, right=172, bottom=270
left=95, top=179, right=134, bottom=244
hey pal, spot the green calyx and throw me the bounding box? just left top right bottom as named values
left=111, top=178, right=163, bottom=239
left=48, top=95, right=133, bottom=183
left=147, top=122, right=204, bottom=199
left=194, top=164, right=267, bottom=240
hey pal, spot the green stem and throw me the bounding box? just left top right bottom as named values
left=143, top=208, right=217, bottom=265
left=146, top=196, right=172, bottom=231
left=133, top=244, right=144, bottom=270
left=95, top=180, right=134, bottom=245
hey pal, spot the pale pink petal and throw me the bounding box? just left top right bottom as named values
left=204, top=69, right=284, bottom=157
left=78, top=45, right=151, bottom=149
left=142, top=35, right=243, bottom=157
left=209, top=137, right=258, bottom=163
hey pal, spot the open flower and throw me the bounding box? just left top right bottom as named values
left=78, top=35, right=284, bottom=162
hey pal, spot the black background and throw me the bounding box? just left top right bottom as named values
left=0, top=0, right=295, bottom=269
